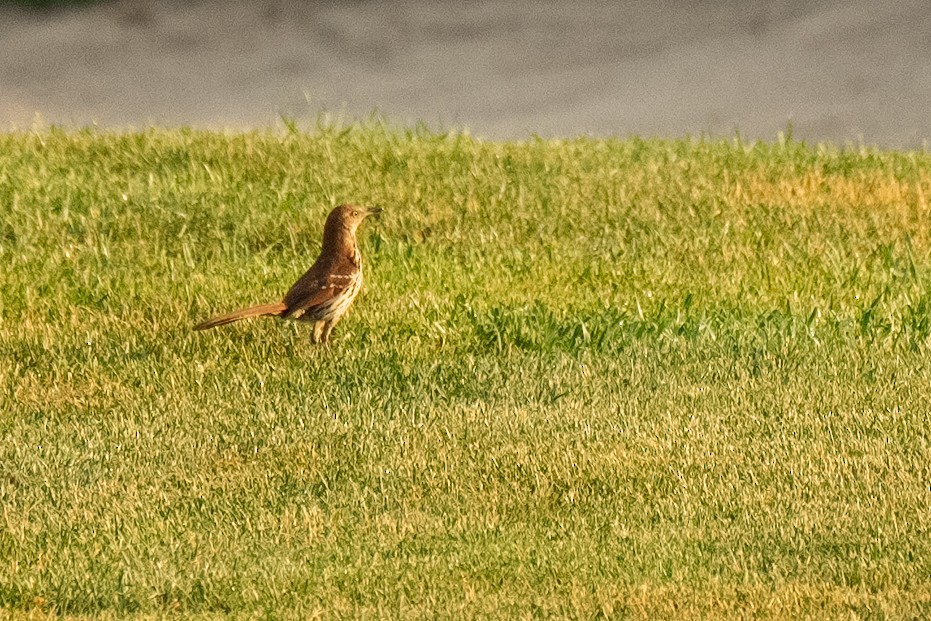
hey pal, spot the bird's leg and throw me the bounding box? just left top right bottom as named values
left=312, top=320, right=325, bottom=344
left=321, top=318, right=340, bottom=343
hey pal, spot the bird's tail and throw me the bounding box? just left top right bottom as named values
left=194, top=302, right=287, bottom=331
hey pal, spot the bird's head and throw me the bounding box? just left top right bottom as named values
left=326, top=204, right=382, bottom=237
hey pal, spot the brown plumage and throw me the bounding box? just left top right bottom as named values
left=194, top=204, right=381, bottom=343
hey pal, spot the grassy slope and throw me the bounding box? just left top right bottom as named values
left=1, top=126, right=930, bottom=619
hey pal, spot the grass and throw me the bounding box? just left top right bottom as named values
left=1, top=124, right=930, bottom=619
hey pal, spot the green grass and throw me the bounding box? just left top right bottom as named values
left=1, top=125, right=930, bottom=619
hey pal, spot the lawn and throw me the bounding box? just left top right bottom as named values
left=1, top=125, right=930, bottom=619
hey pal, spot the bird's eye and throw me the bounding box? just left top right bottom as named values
left=353, top=210, right=359, bottom=217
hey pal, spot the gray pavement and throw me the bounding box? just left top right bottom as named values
left=1, top=0, right=929, bottom=147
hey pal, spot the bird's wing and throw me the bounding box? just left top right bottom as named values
left=282, top=267, right=357, bottom=315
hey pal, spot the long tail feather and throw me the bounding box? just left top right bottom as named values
left=194, top=302, right=287, bottom=331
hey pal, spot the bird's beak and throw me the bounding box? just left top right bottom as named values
left=365, top=206, right=383, bottom=218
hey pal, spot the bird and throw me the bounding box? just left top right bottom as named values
left=194, top=204, right=381, bottom=343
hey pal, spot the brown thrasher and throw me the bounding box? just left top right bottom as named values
left=194, top=204, right=381, bottom=343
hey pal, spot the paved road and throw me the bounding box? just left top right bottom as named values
left=1, top=0, right=928, bottom=147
